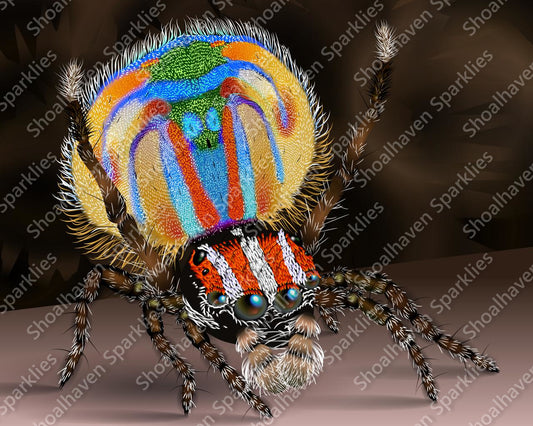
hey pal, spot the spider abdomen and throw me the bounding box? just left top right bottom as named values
left=64, top=29, right=327, bottom=261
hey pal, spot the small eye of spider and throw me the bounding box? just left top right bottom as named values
left=274, top=287, right=302, bottom=313
left=207, top=291, right=227, bottom=307
left=306, top=274, right=320, bottom=288
left=202, top=268, right=209, bottom=275
left=192, top=249, right=207, bottom=265
left=290, top=235, right=302, bottom=245
left=234, top=293, right=267, bottom=320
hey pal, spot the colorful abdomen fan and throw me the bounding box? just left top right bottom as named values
left=65, top=22, right=327, bottom=264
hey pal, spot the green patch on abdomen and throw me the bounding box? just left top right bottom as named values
left=150, top=41, right=227, bottom=81
left=169, top=89, right=227, bottom=150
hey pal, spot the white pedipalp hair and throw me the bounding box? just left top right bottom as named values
left=236, top=311, right=325, bottom=395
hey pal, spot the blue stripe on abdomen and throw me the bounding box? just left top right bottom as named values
left=121, top=34, right=269, bottom=75
left=159, top=124, right=204, bottom=236
left=234, top=96, right=285, bottom=183
left=190, top=135, right=230, bottom=222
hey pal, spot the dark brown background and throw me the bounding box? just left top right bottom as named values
left=0, top=0, right=532, bottom=307
left=0, top=1, right=532, bottom=425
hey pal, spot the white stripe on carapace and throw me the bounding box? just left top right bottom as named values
left=232, top=228, right=278, bottom=302
left=198, top=244, right=243, bottom=300
left=277, top=230, right=306, bottom=285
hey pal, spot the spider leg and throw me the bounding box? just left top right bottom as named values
left=59, top=265, right=151, bottom=387
left=236, top=327, right=286, bottom=393
left=101, top=266, right=150, bottom=299
left=301, top=23, right=397, bottom=248
left=316, top=277, right=342, bottom=333
left=326, top=269, right=499, bottom=372
left=143, top=304, right=196, bottom=414
left=181, top=318, right=272, bottom=418
left=315, top=286, right=438, bottom=400
left=59, top=267, right=101, bottom=387
left=61, top=63, right=171, bottom=288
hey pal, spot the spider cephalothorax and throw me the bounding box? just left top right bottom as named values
left=183, top=227, right=319, bottom=336
left=182, top=226, right=323, bottom=392
left=57, top=18, right=498, bottom=418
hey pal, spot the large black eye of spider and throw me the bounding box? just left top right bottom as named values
left=207, top=291, right=227, bottom=307
left=234, top=293, right=267, bottom=320
left=192, top=249, right=206, bottom=265
left=274, top=287, right=302, bottom=313
left=305, top=273, right=320, bottom=288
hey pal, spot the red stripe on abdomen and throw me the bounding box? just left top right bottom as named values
left=167, top=121, right=220, bottom=229
left=220, top=77, right=247, bottom=99
left=155, top=205, right=185, bottom=240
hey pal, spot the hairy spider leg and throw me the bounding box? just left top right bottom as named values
left=315, top=285, right=438, bottom=400
left=59, top=266, right=151, bottom=386
left=332, top=269, right=499, bottom=372
left=61, top=63, right=172, bottom=288
left=301, top=23, right=397, bottom=250
left=59, top=267, right=101, bottom=387
left=182, top=318, right=272, bottom=418
left=143, top=303, right=196, bottom=414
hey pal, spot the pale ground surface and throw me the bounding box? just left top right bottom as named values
left=1, top=248, right=531, bottom=426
